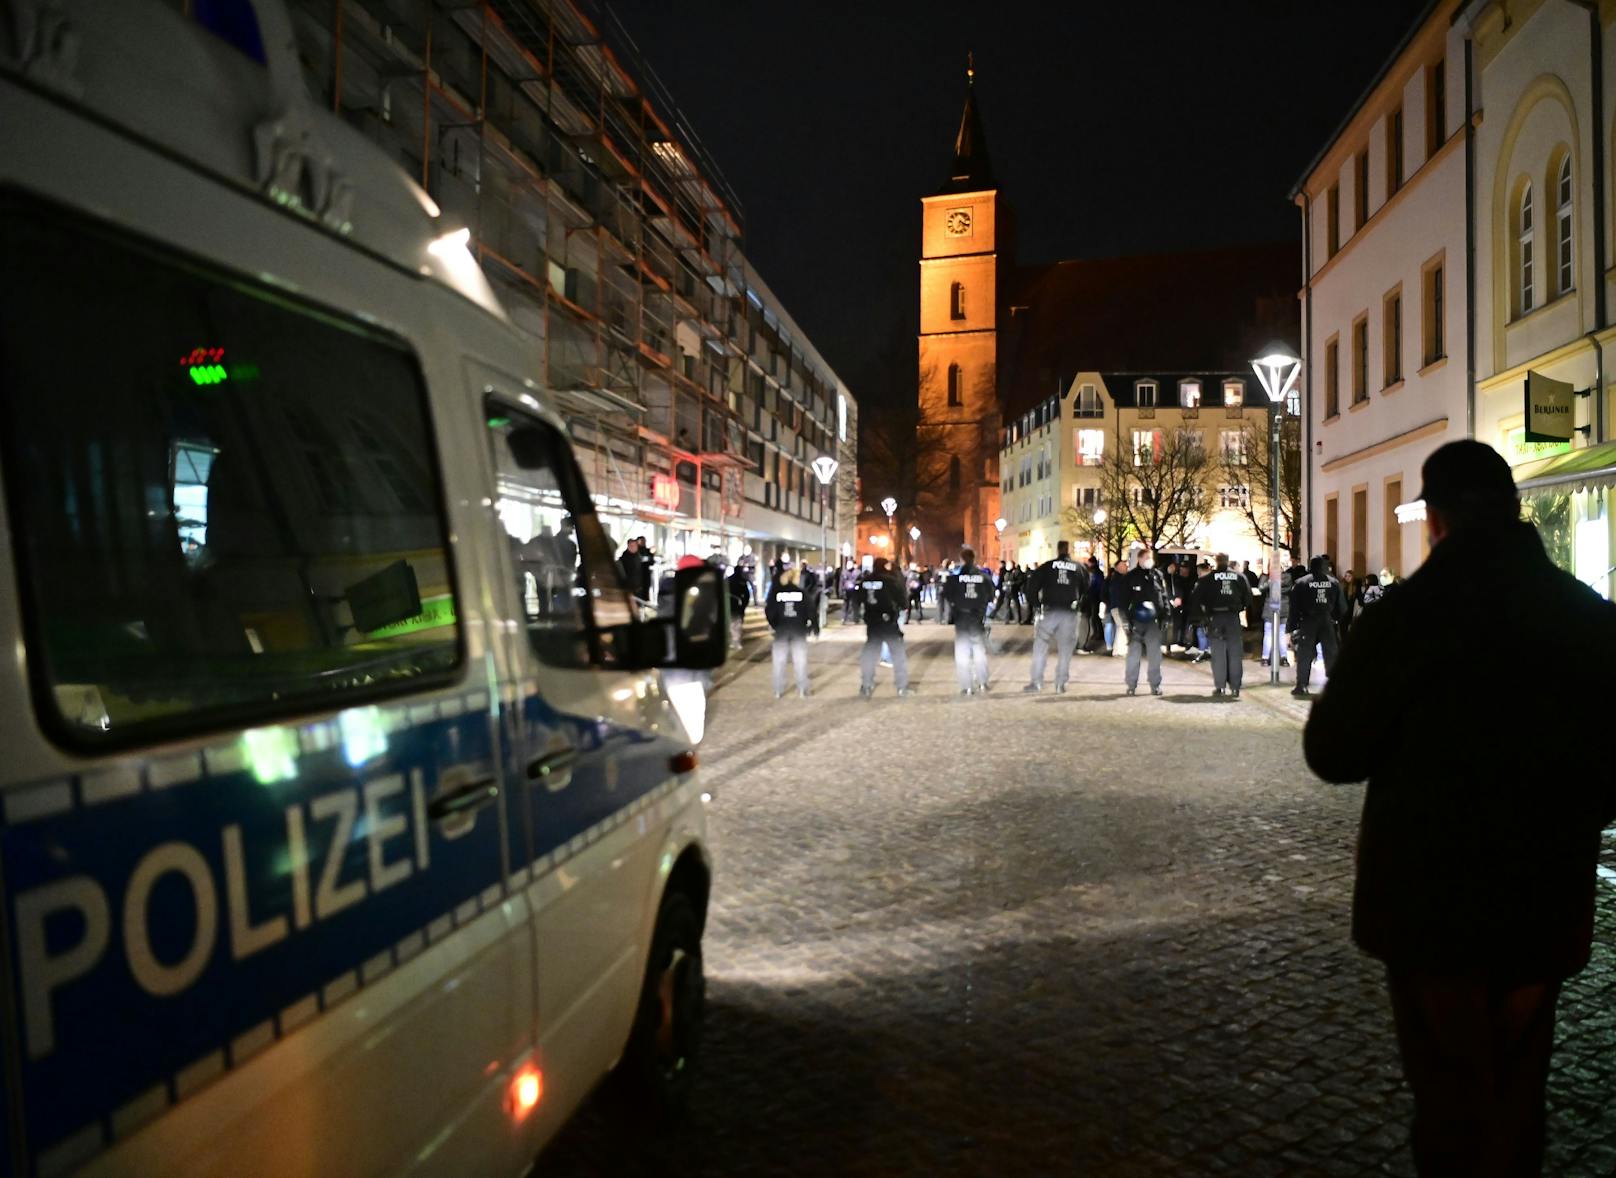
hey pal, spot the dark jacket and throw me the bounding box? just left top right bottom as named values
left=1304, top=521, right=1616, bottom=980
left=1120, top=565, right=1171, bottom=627
left=859, top=571, right=904, bottom=629
left=726, top=566, right=752, bottom=612
left=1291, top=557, right=1346, bottom=626
left=1028, top=557, right=1088, bottom=612
left=1191, top=565, right=1247, bottom=616
left=947, top=564, right=993, bottom=632
left=764, top=583, right=811, bottom=634
left=1106, top=571, right=1131, bottom=614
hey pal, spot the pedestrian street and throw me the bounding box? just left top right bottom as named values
left=541, top=619, right=1616, bottom=1176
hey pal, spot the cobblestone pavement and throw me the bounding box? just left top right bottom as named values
left=540, top=616, right=1616, bottom=1177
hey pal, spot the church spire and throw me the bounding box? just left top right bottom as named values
left=941, top=52, right=994, bottom=194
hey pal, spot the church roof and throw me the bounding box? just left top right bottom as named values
left=938, top=58, right=994, bottom=195
left=1000, top=242, right=1299, bottom=418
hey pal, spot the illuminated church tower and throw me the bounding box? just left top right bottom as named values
left=916, top=56, right=1003, bottom=560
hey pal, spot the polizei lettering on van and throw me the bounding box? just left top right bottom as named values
left=1, top=705, right=502, bottom=1155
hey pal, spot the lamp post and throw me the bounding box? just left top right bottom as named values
left=994, top=516, right=1007, bottom=563
left=881, top=496, right=898, bottom=562
left=1093, top=508, right=1108, bottom=566
left=811, top=455, right=840, bottom=570
left=1252, top=343, right=1302, bottom=687
left=908, top=524, right=921, bottom=566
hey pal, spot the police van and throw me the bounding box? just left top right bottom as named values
left=0, top=1, right=724, bottom=1173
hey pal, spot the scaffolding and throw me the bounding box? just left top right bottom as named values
left=287, top=0, right=848, bottom=556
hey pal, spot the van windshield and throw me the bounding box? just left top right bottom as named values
left=0, top=203, right=461, bottom=746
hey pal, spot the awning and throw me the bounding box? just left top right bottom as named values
left=1514, top=441, right=1616, bottom=498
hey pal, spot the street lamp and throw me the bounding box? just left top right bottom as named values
left=881, top=496, right=898, bottom=561
left=811, top=455, right=840, bottom=570
left=994, top=516, right=1007, bottom=562
left=1093, top=508, right=1108, bottom=565
left=1252, top=342, right=1302, bottom=687
left=908, top=524, right=921, bottom=564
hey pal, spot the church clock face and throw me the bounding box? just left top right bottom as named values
left=945, top=207, right=973, bottom=237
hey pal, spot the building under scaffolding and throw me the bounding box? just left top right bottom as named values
left=279, top=0, right=858, bottom=568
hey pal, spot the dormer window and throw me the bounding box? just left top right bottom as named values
left=1179, top=380, right=1201, bottom=408
left=1223, top=380, right=1245, bottom=408
left=1135, top=380, right=1157, bottom=407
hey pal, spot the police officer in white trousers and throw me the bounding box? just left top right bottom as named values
left=1025, top=540, right=1089, bottom=693
left=945, top=546, right=992, bottom=694
left=764, top=566, right=812, bottom=697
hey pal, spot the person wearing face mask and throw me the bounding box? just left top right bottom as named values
left=1120, top=547, right=1178, bottom=696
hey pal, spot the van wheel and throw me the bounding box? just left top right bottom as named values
left=613, top=891, right=704, bottom=1119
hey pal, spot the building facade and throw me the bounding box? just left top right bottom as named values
left=1468, top=0, right=1615, bottom=598
left=1296, top=0, right=1614, bottom=599
left=283, top=0, right=857, bottom=573
left=916, top=66, right=1004, bottom=563
left=999, top=372, right=1289, bottom=571
left=1294, top=0, right=1468, bottom=582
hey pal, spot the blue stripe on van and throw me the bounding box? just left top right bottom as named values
left=3, top=705, right=502, bottom=1163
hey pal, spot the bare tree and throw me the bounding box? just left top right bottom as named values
left=1094, top=427, right=1211, bottom=551
left=1064, top=503, right=1137, bottom=567
left=1215, top=410, right=1302, bottom=554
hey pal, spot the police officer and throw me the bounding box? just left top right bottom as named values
left=858, top=557, right=912, bottom=697
left=945, top=546, right=992, bottom=694
left=1290, top=554, right=1346, bottom=697
left=1190, top=552, right=1247, bottom=699
left=1122, top=547, right=1179, bottom=696
left=1024, top=540, right=1089, bottom=693
left=764, top=566, right=812, bottom=698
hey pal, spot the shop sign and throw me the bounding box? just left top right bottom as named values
left=650, top=474, right=680, bottom=511
left=1523, top=371, right=1576, bottom=443
left=1502, top=427, right=1570, bottom=467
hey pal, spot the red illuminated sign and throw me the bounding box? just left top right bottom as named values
left=650, top=474, right=680, bottom=511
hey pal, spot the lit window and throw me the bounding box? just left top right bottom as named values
left=1219, top=484, right=1250, bottom=510
left=1519, top=181, right=1535, bottom=314
left=1132, top=429, right=1162, bottom=465
left=1223, top=380, right=1244, bottom=407
left=1220, top=429, right=1248, bottom=466
left=1075, top=384, right=1102, bottom=417
left=1077, top=428, right=1104, bottom=466
left=1555, top=155, right=1572, bottom=297
left=1179, top=380, right=1201, bottom=408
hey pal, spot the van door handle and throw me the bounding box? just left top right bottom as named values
left=427, top=779, right=499, bottom=821
left=527, top=748, right=578, bottom=781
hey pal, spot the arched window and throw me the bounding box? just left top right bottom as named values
left=948, top=455, right=961, bottom=493
left=1555, top=155, right=1572, bottom=297
left=1519, top=181, right=1535, bottom=314
left=946, top=363, right=962, bottom=407
left=950, top=281, right=966, bottom=320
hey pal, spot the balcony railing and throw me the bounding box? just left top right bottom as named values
left=1136, top=406, right=1155, bottom=419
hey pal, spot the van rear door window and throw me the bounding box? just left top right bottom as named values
left=0, top=203, right=461, bottom=747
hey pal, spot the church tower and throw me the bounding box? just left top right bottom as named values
left=917, top=56, right=1003, bottom=562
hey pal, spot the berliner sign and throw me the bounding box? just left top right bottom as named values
left=1523, top=371, right=1575, bottom=443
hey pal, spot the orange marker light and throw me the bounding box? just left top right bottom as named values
left=510, top=1065, right=543, bottom=1119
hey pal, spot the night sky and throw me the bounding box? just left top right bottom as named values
left=607, top=1, right=1431, bottom=412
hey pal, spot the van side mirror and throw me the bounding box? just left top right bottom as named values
left=613, top=564, right=728, bottom=670
left=669, top=564, right=727, bottom=669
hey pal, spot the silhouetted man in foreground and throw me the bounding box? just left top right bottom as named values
left=1304, top=441, right=1616, bottom=1177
